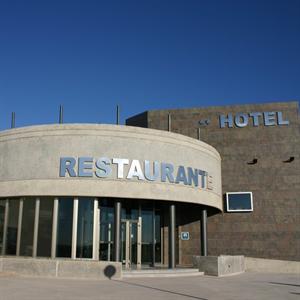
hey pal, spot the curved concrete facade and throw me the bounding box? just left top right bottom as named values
left=0, top=124, right=222, bottom=210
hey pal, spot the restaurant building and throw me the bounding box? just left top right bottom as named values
left=0, top=101, right=298, bottom=272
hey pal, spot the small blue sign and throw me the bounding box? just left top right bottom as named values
left=181, top=232, right=190, bottom=241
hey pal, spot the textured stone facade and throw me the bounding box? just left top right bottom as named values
left=127, top=101, right=300, bottom=263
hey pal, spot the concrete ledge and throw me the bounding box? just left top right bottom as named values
left=0, top=257, right=121, bottom=280
left=57, top=259, right=121, bottom=279
left=193, top=255, right=245, bottom=276
left=245, top=257, right=300, bottom=274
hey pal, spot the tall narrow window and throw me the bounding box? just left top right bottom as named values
left=76, top=198, right=94, bottom=258
left=37, top=197, right=53, bottom=257
left=56, top=198, right=73, bottom=257
left=99, top=199, right=114, bottom=261
left=20, top=197, right=35, bottom=256
left=141, top=204, right=153, bottom=265
left=0, top=200, right=5, bottom=254
left=6, top=199, right=19, bottom=255
left=155, top=208, right=161, bottom=263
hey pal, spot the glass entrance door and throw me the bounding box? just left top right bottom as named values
left=121, top=220, right=141, bottom=269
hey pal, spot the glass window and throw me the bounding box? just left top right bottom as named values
left=76, top=198, right=94, bottom=258
left=6, top=199, right=20, bottom=255
left=155, top=208, right=161, bottom=263
left=56, top=198, right=73, bottom=257
left=0, top=200, right=6, bottom=254
left=141, top=204, right=153, bottom=264
left=226, top=192, right=253, bottom=212
left=99, top=199, right=114, bottom=261
left=37, top=197, right=53, bottom=257
left=121, top=201, right=138, bottom=220
left=20, top=198, right=36, bottom=256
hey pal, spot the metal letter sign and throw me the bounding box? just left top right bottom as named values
left=219, top=111, right=289, bottom=128
left=181, top=232, right=190, bottom=241
left=59, top=157, right=212, bottom=191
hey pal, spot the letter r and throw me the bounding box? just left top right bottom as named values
left=60, top=157, right=76, bottom=177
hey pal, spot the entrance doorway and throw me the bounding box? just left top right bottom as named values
left=98, top=199, right=163, bottom=269
left=121, top=219, right=141, bottom=269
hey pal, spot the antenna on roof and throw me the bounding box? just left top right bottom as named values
left=11, top=112, right=16, bottom=128
left=168, top=113, right=171, bottom=132
left=116, top=105, right=120, bottom=125
left=59, top=105, right=64, bottom=124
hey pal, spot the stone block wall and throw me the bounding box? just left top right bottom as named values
left=127, top=101, right=300, bottom=262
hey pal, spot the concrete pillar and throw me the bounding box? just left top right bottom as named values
left=168, top=203, right=176, bottom=268
left=51, top=198, right=59, bottom=259
left=32, top=198, right=40, bottom=257
left=16, top=198, right=23, bottom=256
left=201, top=209, right=208, bottom=256
left=114, top=200, right=121, bottom=262
left=71, top=198, right=78, bottom=259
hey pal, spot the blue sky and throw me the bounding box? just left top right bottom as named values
left=0, top=0, right=299, bottom=129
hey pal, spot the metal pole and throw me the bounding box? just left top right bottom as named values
left=11, top=112, right=15, bottom=128
left=198, top=128, right=201, bottom=140
left=116, top=105, right=120, bottom=125
left=114, top=200, right=121, bottom=262
left=59, top=105, right=63, bottom=124
left=168, top=203, right=176, bottom=268
left=168, top=113, right=171, bottom=132
left=201, top=209, right=208, bottom=256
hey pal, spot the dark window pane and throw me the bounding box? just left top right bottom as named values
left=227, top=193, right=253, bottom=211
left=77, top=198, right=94, bottom=258
left=6, top=199, right=19, bottom=255
left=155, top=209, right=161, bottom=263
left=56, top=198, right=73, bottom=257
left=99, top=199, right=114, bottom=261
left=20, top=198, right=35, bottom=256
left=0, top=200, right=5, bottom=254
left=141, top=206, right=153, bottom=264
left=37, top=197, right=53, bottom=257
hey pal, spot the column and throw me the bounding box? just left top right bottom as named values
left=51, top=198, right=59, bottom=259
left=71, top=198, right=78, bottom=259
left=32, top=197, right=40, bottom=257
left=114, top=200, right=121, bottom=262
left=92, top=198, right=99, bottom=260
left=168, top=203, right=176, bottom=268
left=201, top=209, right=208, bottom=256
left=16, top=198, right=23, bottom=256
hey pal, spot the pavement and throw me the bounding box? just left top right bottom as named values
left=0, top=272, right=299, bottom=300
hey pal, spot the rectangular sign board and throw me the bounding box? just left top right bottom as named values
left=181, top=232, right=190, bottom=240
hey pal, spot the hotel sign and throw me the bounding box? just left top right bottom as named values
left=200, top=111, right=289, bottom=128
left=220, top=111, right=289, bottom=128
left=59, top=157, right=213, bottom=190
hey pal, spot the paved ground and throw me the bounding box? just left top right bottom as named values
left=0, top=272, right=299, bottom=300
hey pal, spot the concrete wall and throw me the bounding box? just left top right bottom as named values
left=245, top=257, right=300, bottom=274
left=0, top=124, right=222, bottom=210
left=193, top=255, right=245, bottom=276
left=127, top=101, right=300, bottom=262
left=0, top=257, right=121, bottom=279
